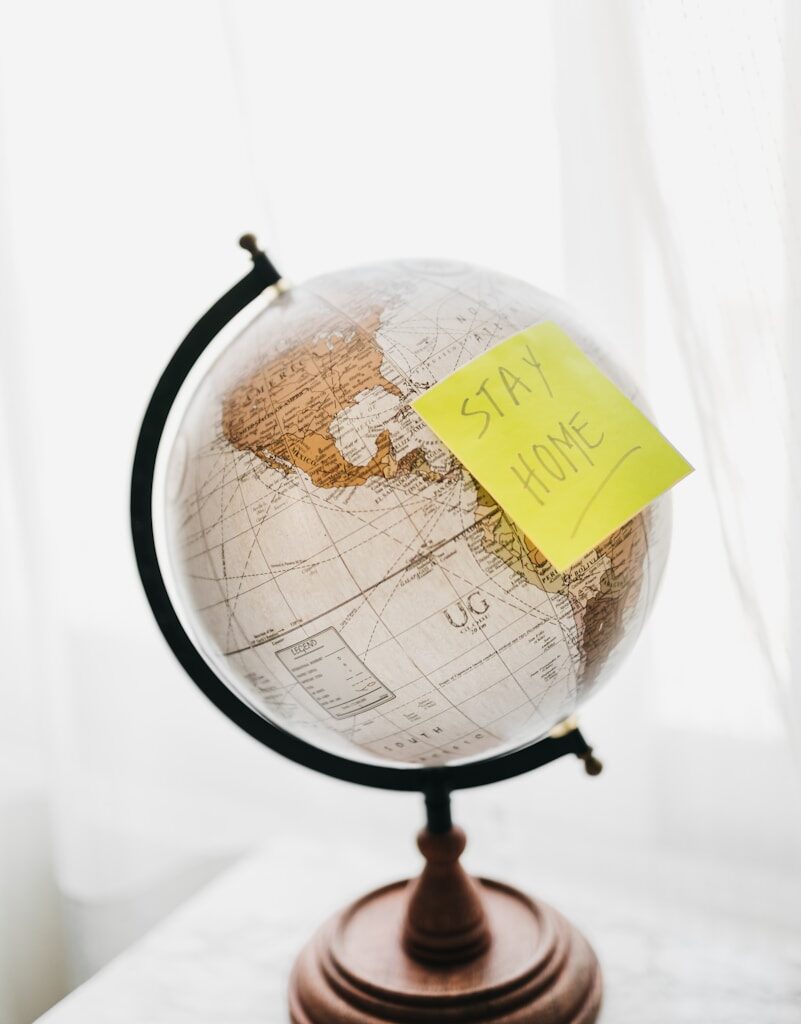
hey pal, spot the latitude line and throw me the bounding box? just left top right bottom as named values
left=221, top=517, right=485, bottom=655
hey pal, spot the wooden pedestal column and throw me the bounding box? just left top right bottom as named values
left=289, top=825, right=602, bottom=1023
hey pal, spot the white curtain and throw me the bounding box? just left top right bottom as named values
left=1, top=2, right=800, bottom=1021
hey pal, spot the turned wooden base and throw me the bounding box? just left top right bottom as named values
left=289, top=827, right=602, bottom=1023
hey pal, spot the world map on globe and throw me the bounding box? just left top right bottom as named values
left=159, top=260, right=670, bottom=768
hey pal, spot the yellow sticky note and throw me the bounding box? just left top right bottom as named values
left=412, top=322, right=692, bottom=571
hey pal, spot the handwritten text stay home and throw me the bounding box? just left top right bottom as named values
left=412, top=322, right=691, bottom=570
left=459, top=340, right=607, bottom=510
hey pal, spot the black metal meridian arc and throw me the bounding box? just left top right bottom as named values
left=130, top=235, right=600, bottom=797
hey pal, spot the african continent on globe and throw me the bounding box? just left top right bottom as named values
left=159, top=260, right=669, bottom=768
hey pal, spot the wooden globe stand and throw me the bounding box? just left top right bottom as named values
left=289, top=787, right=602, bottom=1024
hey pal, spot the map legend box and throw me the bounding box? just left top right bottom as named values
left=277, top=628, right=395, bottom=719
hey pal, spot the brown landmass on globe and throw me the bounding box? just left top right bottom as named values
left=579, top=515, right=648, bottom=692
left=474, top=483, right=646, bottom=691
left=222, top=311, right=429, bottom=489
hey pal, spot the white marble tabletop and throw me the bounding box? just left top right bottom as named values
left=37, top=834, right=801, bottom=1023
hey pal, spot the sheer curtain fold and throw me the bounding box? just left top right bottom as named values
left=554, top=0, right=801, bottom=877
left=0, top=123, right=67, bottom=1024
left=636, top=0, right=797, bottom=740
left=1, top=3, right=800, bottom=1023
left=557, top=0, right=799, bottom=742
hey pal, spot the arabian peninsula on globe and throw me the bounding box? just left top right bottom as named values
left=159, top=260, right=670, bottom=768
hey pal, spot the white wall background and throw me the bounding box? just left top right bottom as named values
left=1, top=2, right=800, bottom=1021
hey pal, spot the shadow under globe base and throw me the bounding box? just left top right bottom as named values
left=289, top=826, right=602, bottom=1024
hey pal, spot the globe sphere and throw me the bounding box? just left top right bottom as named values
left=156, top=260, right=669, bottom=768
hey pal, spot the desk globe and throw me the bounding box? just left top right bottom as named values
left=132, top=237, right=670, bottom=1024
